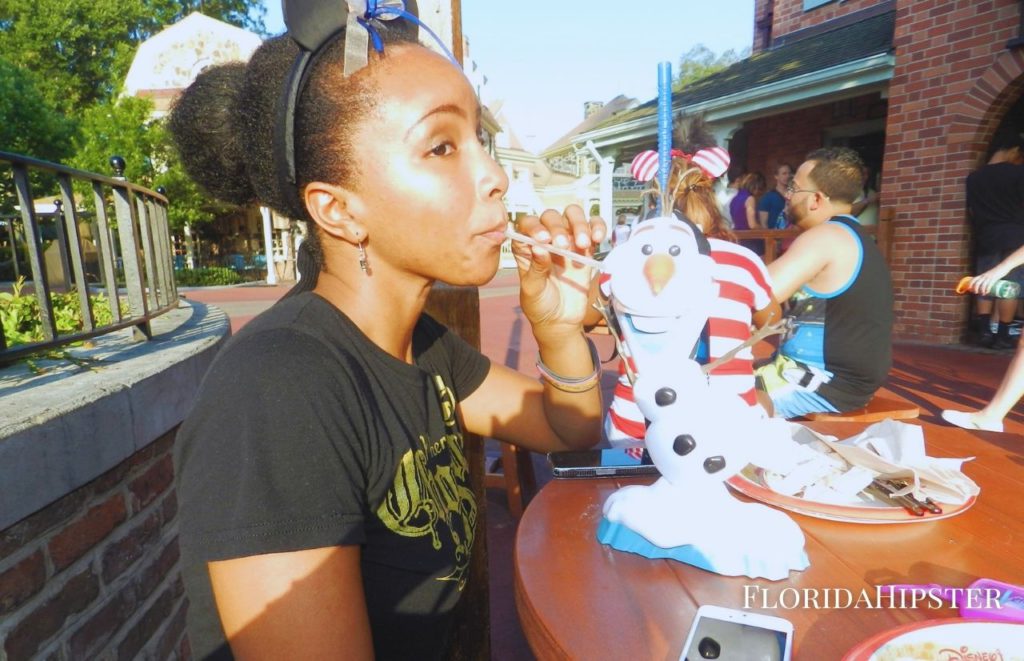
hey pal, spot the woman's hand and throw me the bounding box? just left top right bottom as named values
left=969, top=264, right=1013, bottom=295
left=511, top=205, right=606, bottom=342
left=967, top=246, right=1024, bottom=294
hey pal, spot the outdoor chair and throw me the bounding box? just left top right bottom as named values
left=801, top=393, right=920, bottom=423
left=484, top=442, right=536, bottom=520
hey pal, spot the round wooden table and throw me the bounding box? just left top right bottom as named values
left=514, top=421, right=1024, bottom=659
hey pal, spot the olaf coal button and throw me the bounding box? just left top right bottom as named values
left=703, top=456, right=726, bottom=473
left=655, top=387, right=677, bottom=406
left=673, top=434, right=696, bottom=455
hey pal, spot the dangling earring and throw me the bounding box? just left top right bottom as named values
left=358, top=241, right=370, bottom=274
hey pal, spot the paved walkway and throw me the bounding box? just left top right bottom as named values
left=180, top=273, right=1023, bottom=660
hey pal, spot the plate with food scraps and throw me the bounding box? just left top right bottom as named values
left=725, top=467, right=976, bottom=524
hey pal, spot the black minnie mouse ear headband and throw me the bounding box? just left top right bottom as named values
left=275, top=0, right=459, bottom=199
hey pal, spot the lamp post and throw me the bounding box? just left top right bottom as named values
left=109, top=155, right=126, bottom=180
left=260, top=206, right=277, bottom=285
left=50, top=198, right=72, bottom=290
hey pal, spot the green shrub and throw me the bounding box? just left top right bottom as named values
left=173, top=267, right=243, bottom=287
left=0, top=244, right=30, bottom=282
left=1, top=276, right=129, bottom=347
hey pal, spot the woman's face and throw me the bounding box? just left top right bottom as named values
left=347, top=45, right=509, bottom=286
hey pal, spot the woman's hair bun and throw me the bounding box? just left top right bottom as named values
left=239, top=36, right=308, bottom=220
left=168, top=62, right=254, bottom=206
left=675, top=113, right=718, bottom=156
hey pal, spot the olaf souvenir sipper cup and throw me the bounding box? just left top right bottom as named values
left=956, top=276, right=1021, bottom=298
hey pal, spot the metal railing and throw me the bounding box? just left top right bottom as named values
left=0, top=151, right=177, bottom=362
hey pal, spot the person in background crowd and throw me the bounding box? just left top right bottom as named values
left=851, top=164, right=880, bottom=226
left=755, top=147, right=893, bottom=419
left=943, top=243, right=1024, bottom=432
left=758, top=162, right=793, bottom=230
left=612, top=213, right=632, bottom=246
left=638, top=190, right=660, bottom=222
left=717, top=170, right=740, bottom=223
left=167, top=7, right=604, bottom=659
left=965, top=133, right=1024, bottom=350
left=730, top=171, right=767, bottom=255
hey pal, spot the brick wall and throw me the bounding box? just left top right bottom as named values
left=747, top=105, right=836, bottom=176
left=882, top=0, right=1023, bottom=342
left=0, top=430, right=188, bottom=660
left=754, top=0, right=889, bottom=52
left=753, top=0, right=773, bottom=53
left=777, top=0, right=886, bottom=38
left=743, top=92, right=882, bottom=177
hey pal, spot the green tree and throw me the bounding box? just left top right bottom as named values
left=67, top=96, right=237, bottom=230
left=675, top=44, right=748, bottom=90
left=0, top=0, right=261, bottom=254
left=152, top=124, right=237, bottom=230
left=0, top=57, right=74, bottom=162
left=0, top=0, right=266, bottom=112
left=0, top=57, right=75, bottom=214
left=69, top=96, right=162, bottom=184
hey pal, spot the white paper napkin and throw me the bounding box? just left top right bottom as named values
left=752, top=420, right=980, bottom=505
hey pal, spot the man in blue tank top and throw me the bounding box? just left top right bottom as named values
left=755, top=147, right=894, bottom=418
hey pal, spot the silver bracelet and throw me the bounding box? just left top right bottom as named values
left=536, top=337, right=601, bottom=393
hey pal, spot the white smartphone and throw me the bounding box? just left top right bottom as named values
left=680, top=605, right=793, bottom=661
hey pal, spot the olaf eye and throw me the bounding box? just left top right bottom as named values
left=673, top=434, right=696, bottom=455
left=669, top=245, right=681, bottom=256
left=641, top=244, right=653, bottom=255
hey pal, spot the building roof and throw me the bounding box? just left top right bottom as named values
left=490, top=100, right=533, bottom=153
left=541, top=95, right=638, bottom=155
left=481, top=105, right=501, bottom=136
left=595, top=10, right=895, bottom=131
left=123, top=12, right=262, bottom=99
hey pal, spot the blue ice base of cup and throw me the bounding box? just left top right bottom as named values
left=596, top=518, right=716, bottom=573
left=596, top=518, right=811, bottom=579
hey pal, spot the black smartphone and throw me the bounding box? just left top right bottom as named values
left=547, top=448, right=658, bottom=479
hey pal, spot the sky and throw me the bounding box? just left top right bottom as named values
left=261, top=1, right=755, bottom=153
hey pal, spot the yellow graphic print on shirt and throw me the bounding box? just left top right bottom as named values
left=376, top=374, right=477, bottom=590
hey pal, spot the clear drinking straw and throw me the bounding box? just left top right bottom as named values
left=504, top=229, right=604, bottom=271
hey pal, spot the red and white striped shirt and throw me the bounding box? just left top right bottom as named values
left=604, top=239, right=774, bottom=444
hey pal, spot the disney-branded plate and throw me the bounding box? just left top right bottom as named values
left=841, top=619, right=1024, bottom=661
left=725, top=466, right=976, bottom=524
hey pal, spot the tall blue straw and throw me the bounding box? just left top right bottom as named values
left=656, top=61, right=672, bottom=216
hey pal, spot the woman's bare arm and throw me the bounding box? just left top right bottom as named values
left=209, top=546, right=373, bottom=660
left=745, top=195, right=761, bottom=229
left=459, top=356, right=602, bottom=454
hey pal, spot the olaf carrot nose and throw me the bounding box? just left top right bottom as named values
left=644, top=254, right=676, bottom=295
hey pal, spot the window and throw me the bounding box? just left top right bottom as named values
left=803, top=0, right=835, bottom=9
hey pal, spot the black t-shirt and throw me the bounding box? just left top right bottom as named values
left=174, top=292, right=491, bottom=660
left=967, top=162, right=1024, bottom=254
